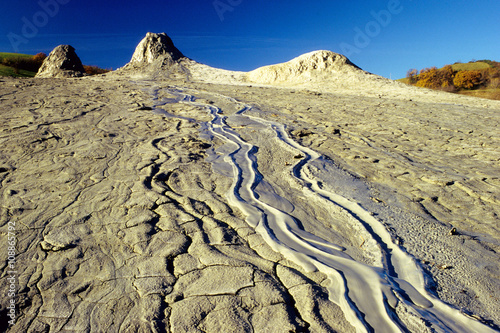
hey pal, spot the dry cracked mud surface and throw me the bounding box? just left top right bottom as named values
left=0, top=77, right=353, bottom=332
left=1, top=72, right=499, bottom=332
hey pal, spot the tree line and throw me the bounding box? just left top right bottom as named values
left=406, top=60, right=500, bottom=92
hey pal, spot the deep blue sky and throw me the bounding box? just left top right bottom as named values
left=1, top=0, right=499, bottom=79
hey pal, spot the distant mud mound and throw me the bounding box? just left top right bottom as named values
left=247, top=50, right=365, bottom=84
left=35, top=45, right=85, bottom=78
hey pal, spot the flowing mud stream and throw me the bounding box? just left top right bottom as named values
left=149, top=85, right=497, bottom=333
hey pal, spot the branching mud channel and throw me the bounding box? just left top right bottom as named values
left=167, top=86, right=500, bottom=333
left=1, top=76, right=499, bottom=333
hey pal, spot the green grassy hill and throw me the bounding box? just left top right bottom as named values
left=451, top=61, right=491, bottom=71
left=0, top=52, right=33, bottom=61
left=0, top=64, right=37, bottom=77
left=0, top=52, right=38, bottom=77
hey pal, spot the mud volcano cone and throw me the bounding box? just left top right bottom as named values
left=36, top=45, right=85, bottom=78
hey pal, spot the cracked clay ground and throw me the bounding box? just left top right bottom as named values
left=0, top=77, right=352, bottom=332
left=1, top=74, right=499, bottom=332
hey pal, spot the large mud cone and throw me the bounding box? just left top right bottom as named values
left=35, top=45, right=85, bottom=78
left=116, top=32, right=190, bottom=80
left=247, top=50, right=365, bottom=84
left=128, top=32, right=185, bottom=67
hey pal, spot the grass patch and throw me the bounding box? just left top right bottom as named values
left=0, top=64, right=36, bottom=77
left=458, top=88, right=500, bottom=100
left=0, top=52, right=33, bottom=61
left=451, top=62, right=491, bottom=71
left=0, top=52, right=40, bottom=77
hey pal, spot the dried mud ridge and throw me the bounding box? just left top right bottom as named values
left=0, top=75, right=499, bottom=333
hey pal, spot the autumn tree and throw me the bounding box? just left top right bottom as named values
left=32, top=52, right=47, bottom=64
left=404, top=60, right=499, bottom=99
left=83, top=65, right=111, bottom=75
left=438, top=65, right=455, bottom=89
left=453, top=70, right=482, bottom=89
left=416, top=67, right=441, bottom=89
left=406, top=68, right=419, bottom=84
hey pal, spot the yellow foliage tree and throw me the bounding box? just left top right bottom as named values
left=453, top=70, right=482, bottom=89
left=439, top=65, right=455, bottom=88
left=415, top=67, right=441, bottom=89
left=32, top=52, right=47, bottom=64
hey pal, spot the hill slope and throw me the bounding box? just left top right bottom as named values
left=0, top=52, right=33, bottom=61
left=0, top=52, right=37, bottom=77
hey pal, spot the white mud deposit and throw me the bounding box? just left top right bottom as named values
left=162, top=87, right=499, bottom=332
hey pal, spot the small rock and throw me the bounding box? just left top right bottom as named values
left=438, top=264, right=452, bottom=270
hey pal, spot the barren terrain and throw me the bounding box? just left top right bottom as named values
left=1, top=38, right=500, bottom=332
